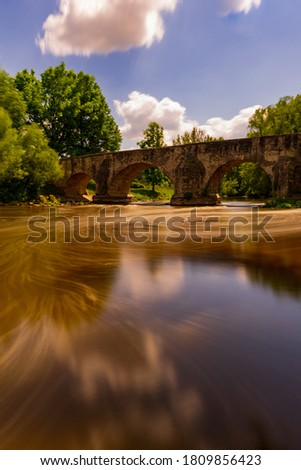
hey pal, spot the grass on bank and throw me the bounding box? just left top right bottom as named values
left=88, top=179, right=174, bottom=202
left=130, top=186, right=174, bottom=202
left=264, top=197, right=301, bottom=209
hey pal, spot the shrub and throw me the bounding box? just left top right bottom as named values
left=265, top=197, right=301, bottom=209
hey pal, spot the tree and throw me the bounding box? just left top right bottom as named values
left=239, top=163, right=272, bottom=198
left=20, top=124, right=62, bottom=199
left=248, top=95, right=301, bottom=137
left=0, top=70, right=26, bottom=128
left=143, top=168, right=169, bottom=192
left=0, top=107, right=26, bottom=202
left=0, top=108, right=24, bottom=181
left=137, top=122, right=169, bottom=192
left=0, top=105, right=62, bottom=202
left=173, top=126, right=223, bottom=145
left=137, top=122, right=165, bottom=148
left=0, top=70, right=62, bottom=202
left=14, top=69, right=43, bottom=124
left=219, top=170, right=240, bottom=198
left=15, top=63, right=122, bottom=156
left=219, top=163, right=272, bottom=199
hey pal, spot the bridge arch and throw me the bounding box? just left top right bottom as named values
left=107, top=162, right=175, bottom=201
left=205, top=160, right=274, bottom=195
left=65, top=172, right=93, bottom=200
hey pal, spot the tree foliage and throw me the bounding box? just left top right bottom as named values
left=15, top=63, right=122, bottom=156
left=136, top=122, right=170, bottom=192
left=0, top=70, right=26, bottom=129
left=14, top=68, right=43, bottom=124
left=219, top=163, right=272, bottom=199
left=137, top=122, right=165, bottom=149
left=20, top=124, right=62, bottom=199
left=248, top=95, right=301, bottom=137
left=0, top=110, right=62, bottom=202
left=0, top=108, right=24, bottom=183
left=0, top=71, right=62, bottom=202
left=173, top=126, right=223, bottom=145
left=143, top=167, right=169, bottom=192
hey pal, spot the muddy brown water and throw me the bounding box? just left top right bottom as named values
left=0, top=205, right=301, bottom=450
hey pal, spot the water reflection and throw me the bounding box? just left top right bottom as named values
left=0, top=206, right=301, bottom=449
left=0, top=208, right=119, bottom=337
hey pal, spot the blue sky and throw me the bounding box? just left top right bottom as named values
left=0, top=0, right=300, bottom=148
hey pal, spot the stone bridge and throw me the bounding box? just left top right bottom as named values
left=57, top=133, right=301, bottom=204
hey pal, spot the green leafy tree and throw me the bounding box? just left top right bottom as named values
left=15, top=63, right=122, bottom=156
left=173, top=126, right=223, bottom=145
left=0, top=108, right=24, bottom=180
left=239, top=163, right=272, bottom=198
left=0, top=70, right=26, bottom=128
left=219, top=173, right=239, bottom=197
left=248, top=95, right=301, bottom=137
left=137, top=122, right=165, bottom=148
left=137, top=122, right=169, bottom=192
left=0, top=107, right=26, bottom=202
left=143, top=167, right=169, bottom=192
left=0, top=106, right=62, bottom=202
left=0, top=70, right=62, bottom=202
left=219, top=163, right=272, bottom=199
left=14, top=69, right=43, bottom=124
left=20, top=124, right=62, bottom=199
left=0, top=107, right=12, bottom=140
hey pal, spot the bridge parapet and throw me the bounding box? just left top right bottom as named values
left=58, top=133, right=301, bottom=204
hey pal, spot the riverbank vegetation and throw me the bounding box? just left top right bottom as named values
left=130, top=180, right=173, bottom=202
left=0, top=65, right=121, bottom=203
left=219, top=162, right=272, bottom=199
left=0, top=72, right=61, bottom=202
left=264, top=197, right=301, bottom=209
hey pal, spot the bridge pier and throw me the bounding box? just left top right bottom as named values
left=273, top=160, right=301, bottom=197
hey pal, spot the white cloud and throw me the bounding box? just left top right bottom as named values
left=37, top=0, right=179, bottom=56
left=114, top=91, right=261, bottom=146
left=114, top=91, right=198, bottom=145
left=220, top=0, right=262, bottom=16
left=200, top=105, right=261, bottom=139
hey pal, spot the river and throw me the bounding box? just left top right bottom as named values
left=0, top=205, right=301, bottom=450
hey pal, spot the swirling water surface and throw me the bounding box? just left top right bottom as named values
left=0, top=205, right=301, bottom=450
